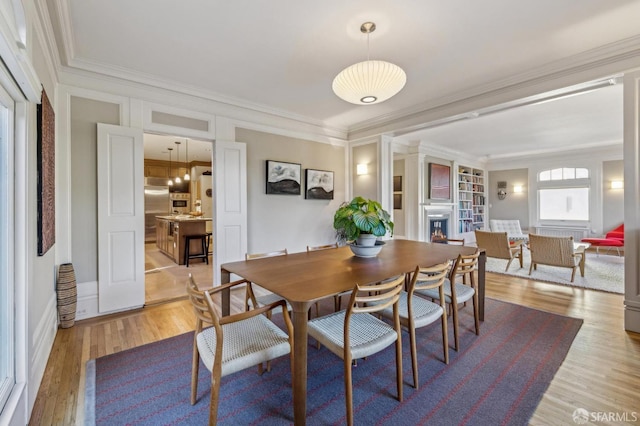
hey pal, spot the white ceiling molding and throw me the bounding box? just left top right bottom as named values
left=348, top=36, right=640, bottom=140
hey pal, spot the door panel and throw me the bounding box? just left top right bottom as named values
left=97, top=123, right=145, bottom=312
left=213, top=140, right=247, bottom=285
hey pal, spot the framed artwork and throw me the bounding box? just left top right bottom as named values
left=37, top=88, right=56, bottom=256
left=266, top=160, right=301, bottom=195
left=393, top=193, right=402, bottom=210
left=429, top=163, right=451, bottom=200
left=393, top=176, right=402, bottom=192
left=305, top=169, right=334, bottom=200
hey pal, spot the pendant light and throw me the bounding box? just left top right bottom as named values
left=183, top=138, right=190, bottom=181
left=332, top=22, right=406, bottom=105
left=174, top=141, right=182, bottom=184
left=167, top=148, right=174, bottom=186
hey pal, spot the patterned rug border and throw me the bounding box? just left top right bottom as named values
left=85, top=298, right=583, bottom=425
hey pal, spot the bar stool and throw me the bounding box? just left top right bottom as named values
left=205, top=232, right=213, bottom=255
left=184, top=234, right=209, bottom=267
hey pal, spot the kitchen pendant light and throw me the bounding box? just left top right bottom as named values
left=183, top=138, right=190, bottom=181
left=332, top=22, right=406, bottom=105
left=167, top=148, right=174, bottom=186
left=174, top=141, right=182, bottom=184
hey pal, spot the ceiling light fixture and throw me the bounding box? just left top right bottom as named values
left=332, top=22, right=406, bottom=105
left=167, top=148, right=174, bottom=186
left=183, top=138, right=190, bottom=181
left=174, top=141, right=182, bottom=184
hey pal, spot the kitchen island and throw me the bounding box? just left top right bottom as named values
left=155, top=216, right=212, bottom=265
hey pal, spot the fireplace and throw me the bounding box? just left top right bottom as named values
left=430, top=218, right=449, bottom=243
left=423, top=203, right=454, bottom=242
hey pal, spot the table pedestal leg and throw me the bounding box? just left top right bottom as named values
left=291, top=302, right=311, bottom=425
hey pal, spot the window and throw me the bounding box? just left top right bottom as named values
left=0, top=81, right=14, bottom=412
left=537, top=168, right=590, bottom=223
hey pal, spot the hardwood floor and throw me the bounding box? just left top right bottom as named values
left=144, top=242, right=212, bottom=304
left=30, top=268, right=640, bottom=425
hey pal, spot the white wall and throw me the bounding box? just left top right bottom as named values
left=236, top=128, right=346, bottom=253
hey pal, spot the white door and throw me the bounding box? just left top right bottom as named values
left=213, top=140, right=247, bottom=285
left=97, top=123, right=145, bottom=312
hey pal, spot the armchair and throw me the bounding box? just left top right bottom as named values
left=528, top=234, right=586, bottom=282
left=474, top=230, right=523, bottom=271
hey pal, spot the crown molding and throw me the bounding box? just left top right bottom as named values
left=32, top=0, right=59, bottom=85
left=348, top=35, right=640, bottom=141
left=66, top=55, right=349, bottom=135
left=486, top=141, right=623, bottom=170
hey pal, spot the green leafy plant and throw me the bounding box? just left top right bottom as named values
left=333, top=196, right=394, bottom=242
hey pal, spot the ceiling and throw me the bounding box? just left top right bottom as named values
left=47, top=1, right=640, bottom=158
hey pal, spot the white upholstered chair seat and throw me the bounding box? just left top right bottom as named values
left=308, top=310, right=398, bottom=360
left=489, top=219, right=529, bottom=242
left=416, top=278, right=475, bottom=305
left=197, top=314, right=291, bottom=377
left=375, top=291, right=444, bottom=328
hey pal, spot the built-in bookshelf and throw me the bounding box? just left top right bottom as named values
left=457, top=166, right=485, bottom=235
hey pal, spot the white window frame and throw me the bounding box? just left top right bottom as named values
left=0, top=60, right=28, bottom=424
left=536, top=167, right=592, bottom=227
left=0, top=67, right=15, bottom=415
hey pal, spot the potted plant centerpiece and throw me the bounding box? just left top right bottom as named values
left=333, top=196, right=394, bottom=257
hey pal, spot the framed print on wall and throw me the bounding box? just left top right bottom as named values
left=429, top=163, right=451, bottom=200
left=37, top=88, right=56, bottom=256
left=266, top=160, right=301, bottom=195
left=305, top=169, right=334, bottom=200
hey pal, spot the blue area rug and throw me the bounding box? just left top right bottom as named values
left=85, top=299, right=582, bottom=425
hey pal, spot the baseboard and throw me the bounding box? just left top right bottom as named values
left=76, top=280, right=99, bottom=320
left=28, top=296, right=57, bottom=411
left=624, top=304, right=640, bottom=333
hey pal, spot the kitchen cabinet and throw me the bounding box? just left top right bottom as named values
left=156, top=216, right=211, bottom=264
left=155, top=218, right=174, bottom=258
left=144, top=159, right=188, bottom=179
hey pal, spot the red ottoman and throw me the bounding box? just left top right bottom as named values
left=580, top=237, right=624, bottom=256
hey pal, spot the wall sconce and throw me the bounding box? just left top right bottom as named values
left=513, top=184, right=523, bottom=194
left=610, top=180, right=624, bottom=189
left=356, top=164, right=368, bottom=175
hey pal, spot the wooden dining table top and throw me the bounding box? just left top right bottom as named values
left=219, top=238, right=485, bottom=425
left=220, top=239, right=481, bottom=305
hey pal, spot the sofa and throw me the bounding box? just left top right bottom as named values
left=581, top=224, right=624, bottom=256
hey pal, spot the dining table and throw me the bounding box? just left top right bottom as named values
left=220, top=239, right=486, bottom=425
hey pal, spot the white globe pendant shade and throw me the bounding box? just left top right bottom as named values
left=332, top=60, right=406, bottom=106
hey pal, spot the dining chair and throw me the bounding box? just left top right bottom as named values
left=307, top=274, right=405, bottom=426
left=186, top=274, right=294, bottom=425
left=307, top=243, right=347, bottom=311
left=246, top=248, right=320, bottom=319
left=245, top=249, right=290, bottom=318
left=416, top=249, right=480, bottom=351
left=376, top=263, right=450, bottom=388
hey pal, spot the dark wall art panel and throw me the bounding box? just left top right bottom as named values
left=37, top=88, right=56, bottom=256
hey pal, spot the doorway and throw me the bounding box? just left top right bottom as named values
left=143, top=133, right=214, bottom=304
